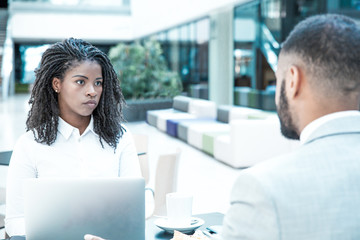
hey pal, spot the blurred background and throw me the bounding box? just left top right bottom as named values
left=1, top=0, right=359, bottom=108
left=0, top=0, right=360, bottom=237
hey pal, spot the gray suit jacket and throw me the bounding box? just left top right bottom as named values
left=222, top=115, right=360, bottom=240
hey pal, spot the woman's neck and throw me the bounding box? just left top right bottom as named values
left=60, top=115, right=91, bottom=135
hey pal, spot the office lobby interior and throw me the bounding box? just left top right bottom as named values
left=0, top=0, right=360, bottom=239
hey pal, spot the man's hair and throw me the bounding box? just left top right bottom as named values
left=26, top=37, right=126, bottom=149
left=281, top=14, right=360, bottom=96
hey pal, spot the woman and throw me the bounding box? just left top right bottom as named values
left=5, top=38, right=141, bottom=236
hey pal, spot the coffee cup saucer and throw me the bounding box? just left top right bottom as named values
left=154, top=217, right=205, bottom=234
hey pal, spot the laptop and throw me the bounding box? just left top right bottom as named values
left=23, top=177, right=145, bottom=240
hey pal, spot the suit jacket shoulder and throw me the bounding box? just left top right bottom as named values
left=222, top=115, right=360, bottom=240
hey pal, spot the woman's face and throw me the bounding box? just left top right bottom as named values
left=52, top=60, right=103, bottom=125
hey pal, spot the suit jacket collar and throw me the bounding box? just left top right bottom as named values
left=305, top=114, right=360, bottom=145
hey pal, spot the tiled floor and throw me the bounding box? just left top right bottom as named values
left=0, top=94, right=243, bottom=238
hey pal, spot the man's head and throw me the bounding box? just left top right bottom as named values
left=275, top=14, right=360, bottom=139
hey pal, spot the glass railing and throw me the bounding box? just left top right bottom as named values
left=259, top=23, right=280, bottom=72
left=9, top=0, right=131, bottom=13
left=10, top=0, right=130, bottom=7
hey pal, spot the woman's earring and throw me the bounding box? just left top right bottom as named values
left=55, top=89, right=58, bottom=93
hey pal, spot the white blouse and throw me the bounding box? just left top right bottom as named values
left=5, top=117, right=141, bottom=236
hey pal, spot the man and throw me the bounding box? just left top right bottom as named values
left=221, top=14, right=360, bottom=239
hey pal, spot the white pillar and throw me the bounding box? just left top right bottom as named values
left=209, top=7, right=234, bottom=105
left=1, top=14, right=14, bottom=100
left=1, top=37, right=14, bottom=100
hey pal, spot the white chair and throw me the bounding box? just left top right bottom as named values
left=0, top=214, right=4, bottom=232
left=146, top=149, right=181, bottom=218
left=132, top=134, right=150, bottom=185
left=0, top=188, right=5, bottom=230
left=0, top=193, right=5, bottom=233
left=0, top=187, right=5, bottom=205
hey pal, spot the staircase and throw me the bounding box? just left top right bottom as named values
left=0, top=9, right=8, bottom=92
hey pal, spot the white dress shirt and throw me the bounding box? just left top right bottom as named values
left=5, top=117, right=141, bottom=236
left=300, top=110, right=360, bottom=144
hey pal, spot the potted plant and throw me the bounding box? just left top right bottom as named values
left=109, top=40, right=183, bottom=121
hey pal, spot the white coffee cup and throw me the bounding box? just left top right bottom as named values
left=166, top=192, right=193, bottom=227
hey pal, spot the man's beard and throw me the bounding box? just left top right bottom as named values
left=276, top=80, right=300, bottom=140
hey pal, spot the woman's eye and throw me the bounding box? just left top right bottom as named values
left=76, top=80, right=85, bottom=85
left=95, top=81, right=103, bottom=86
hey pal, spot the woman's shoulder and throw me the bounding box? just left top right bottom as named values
left=115, top=123, right=136, bottom=144
left=119, top=124, right=133, bottom=139
left=121, top=123, right=129, bottom=132
left=15, top=130, right=37, bottom=146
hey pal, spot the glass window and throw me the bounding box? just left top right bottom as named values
left=179, top=25, right=190, bottom=83
left=234, top=3, right=258, bottom=88
left=196, top=18, right=209, bottom=84
left=196, top=18, right=209, bottom=44
left=189, top=23, right=196, bottom=41
left=168, top=28, right=180, bottom=74
left=18, top=45, right=50, bottom=84
left=137, top=18, right=209, bottom=96
left=188, top=22, right=198, bottom=85
left=168, top=28, right=179, bottom=41
left=179, top=25, right=188, bottom=41
left=157, top=32, right=166, bottom=41
left=327, top=0, right=360, bottom=14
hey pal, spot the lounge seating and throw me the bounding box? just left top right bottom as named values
left=214, top=118, right=298, bottom=168
left=178, top=105, right=278, bottom=155
left=157, top=112, right=196, bottom=132
left=146, top=96, right=193, bottom=129
left=146, top=96, right=298, bottom=168
left=147, top=96, right=217, bottom=134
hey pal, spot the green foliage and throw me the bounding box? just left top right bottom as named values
left=108, top=40, right=183, bottom=99
left=15, top=83, right=30, bottom=93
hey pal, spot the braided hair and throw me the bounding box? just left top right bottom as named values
left=26, top=37, right=126, bottom=149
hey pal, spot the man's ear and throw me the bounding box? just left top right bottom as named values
left=52, top=77, right=61, bottom=93
left=287, top=65, right=302, bottom=100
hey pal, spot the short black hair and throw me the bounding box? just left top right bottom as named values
left=26, top=38, right=126, bottom=149
left=281, top=14, right=360, bottom=96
